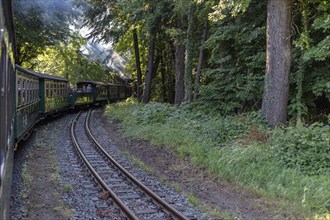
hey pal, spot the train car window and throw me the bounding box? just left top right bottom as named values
left=31, top=81, right=33, bottom=102
left=36, top=81, right=38, bottom=100
left=51, top=82, right=53, bottom=97
left=17, top=78, right=21, bottom=106
left=27, top=80, right=30, bottom=103
left=32, top=81, right=35, bottom=101
left=64, top=83, right=67, bottom=96
left=22, top=79, right=26, bottom=105
left=26, top=80, right=29, bottom=103
left=30, top=81, right=33, bottom=102
left=46, top=83, right=49, bottom=98
left=48, top=82, right=50, bottom=98
left=35, top=81, right=38, bottom=100
left=33, top=81, right=35, bottom=101
left=50, top=83, right=53, bottom=97
left=29, top=80, right=32, bottom=103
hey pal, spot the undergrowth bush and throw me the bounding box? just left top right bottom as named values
left=105, top=101, right=330, bottom=216
left=272, top=123, right=330, bottom=176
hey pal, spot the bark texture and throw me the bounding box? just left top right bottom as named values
left=142, top=31, right=156, bottom=103
left=174, top=44, right=185, bottom=105
left=261, top=0, right=292, bottom=126
left=132, top=28, right=143, bottom=101
left=193, top=19, right=208, bottom=100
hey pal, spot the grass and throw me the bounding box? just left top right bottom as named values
left=121, top=150, right=154, bottom=174
left=63, top=183, right=73, bottom=193
left=104, top=101, right=330, bottom=218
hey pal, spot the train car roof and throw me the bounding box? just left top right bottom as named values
left=77, top=80, right=107, bottom=86
left=16, top=65, right=69, bottom=82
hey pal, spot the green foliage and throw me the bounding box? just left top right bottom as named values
left=199, top=0, right=266, bottom=113
left=272, top=123, right=330, bottom=176
left=288, top=0, right=330, bottom=121
left=13, top=0, right=76, bottom=64
left=27, top=37, right=107, bottom=82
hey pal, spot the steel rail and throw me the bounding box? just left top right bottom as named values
left=86, top=109, right=189, bottom=220
left=70, top=111, right=139, bottom=220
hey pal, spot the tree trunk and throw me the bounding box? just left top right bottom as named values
left=193, top=19, right=208, bottom=100
left=261, top=0, right=292, bottom=126
left=132, top=28, right=143, bottom=102
left=160, top=53, right=167, bottom=102
left=184, top=4, right=195, bottom=102
left=174, top=16, right=185, bottom=105
left=142, top=30, right=156, bottom=103
left=175, top=44, right=185, bottom=105
left=151, top=54, right=161, bottom=80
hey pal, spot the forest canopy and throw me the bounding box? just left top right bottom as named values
left=13, top=0, right=330, bottom=125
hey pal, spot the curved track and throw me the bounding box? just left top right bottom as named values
left=70, top=110, right=189, bottom=220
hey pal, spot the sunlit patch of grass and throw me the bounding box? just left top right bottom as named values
left=187, top=193, right=198, bottom=206
left=314, top=213, right=330, bottom=220
left=63, top=183, right=72, bottom=193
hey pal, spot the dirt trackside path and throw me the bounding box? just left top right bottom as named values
left=12, top=121, right=72, bottom=220
left=24, top=144, right=72, bottom=219
left=96, top=109, right=285, bottom=220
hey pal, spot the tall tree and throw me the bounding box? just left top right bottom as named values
left=193, top=18, right=208, bottom=100
left=132, top=28, right=143, bottom=101
left=184, top=3, right=196, bottom=102
left=261, top=0, right=292, bottom=126
left=142, top=29, right=157, bottom=103
left=174, top=17, right=186, bottom=105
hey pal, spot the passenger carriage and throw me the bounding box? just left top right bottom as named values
left=118, top=84, right=128, bottom=100
left=69, top=80, right=109, bottom=107
left=38, top=72, right=69, bottom=115
left=15, top=65, right=40, bottom=142
left=0, top=0, right=16, bottom=218
left=95, top=81, right=108, bottom=103
left=107, top=83, right=120, bottom=101
left=15, top=66, right=69, bottom=117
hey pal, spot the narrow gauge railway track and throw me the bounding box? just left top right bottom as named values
left=70, top=110, right=189, bottom=220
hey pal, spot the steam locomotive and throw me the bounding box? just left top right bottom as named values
left=0, top=1, right=130, bottom=218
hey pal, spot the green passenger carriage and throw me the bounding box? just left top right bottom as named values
left=38, top=73, right=69, bottom=114
left=69, top=80, right=109, bottom=107
left=108, top=83, right=120, bottom=101
left=0, top=0, right=16, bottom=218
left=15, top=66, right=40, bottom=142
